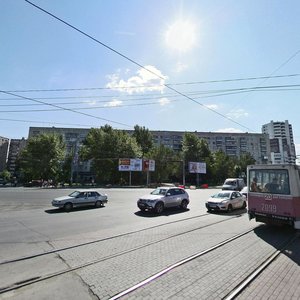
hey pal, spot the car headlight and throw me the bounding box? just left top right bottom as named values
left=221, top=200, right=229, bottom=204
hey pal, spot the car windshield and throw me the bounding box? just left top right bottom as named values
left=224, top=180, right=236, bottom=185
left=212, top=192, right=230, bottom=198
left=151, top=188, right=167, bottom=195
left=69, top=191, right=81, bottom=197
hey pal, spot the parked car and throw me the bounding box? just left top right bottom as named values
left=137, top=187, right=189, bottom=214
left=222, top=178, right=245, bottom=191
left=205, top=191, right=247, bottom=212
left=52, top=190, right=108, bottom=211
left=240, top=186, right=248, bottom=198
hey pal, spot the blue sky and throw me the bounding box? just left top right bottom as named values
left=1, top=1, right=300, bottom=154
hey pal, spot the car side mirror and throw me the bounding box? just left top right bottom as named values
left=166, top=193, right=171, bottom=196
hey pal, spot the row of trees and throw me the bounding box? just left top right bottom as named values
left=13, top=124, right=256, bottom=186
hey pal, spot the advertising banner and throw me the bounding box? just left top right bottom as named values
left=119, top=158, right=155, bottom=171
left=130, top=159, right=143, bottom=171
left=189, top=162, right=206, bottom=174
left=118, top=158, right=131, bottom=171
left=143, top=159, right=155, bottom=172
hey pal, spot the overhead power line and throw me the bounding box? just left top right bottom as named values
left=1, top=83, right=300, bottom=104
left=0, top=90, right=132, bottom=128
left=4, top=73, right=300, bottom=93
left=0, top=118, right=93, bottom=127
left=24, top=1, right=300, bottom=132
left=24, top=0, right=254, bottom=132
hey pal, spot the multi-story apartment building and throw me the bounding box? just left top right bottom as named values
left=28, top=126, right=271, bottom=169
left=0, top=136, right=9, bottom=172
left=262, top=120, right=296, bottom=164
left=151, top=130, right=270, bottom=164
left=28, top=127, right=92, bottom=182
left=6, top=138, right=27, bottom=176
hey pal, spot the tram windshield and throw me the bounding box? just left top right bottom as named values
left=249, top=169, right=290, bottom=195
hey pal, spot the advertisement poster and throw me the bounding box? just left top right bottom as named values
left=143, top=159, right=155, bottom=172
left=189, top=162, right=206, bottom=174
left=119, top=159, right=155, bottom=171
left=130, top=159, right=143, bottom=171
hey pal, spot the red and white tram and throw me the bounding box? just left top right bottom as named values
left=247, top=164, right=300, bottom=229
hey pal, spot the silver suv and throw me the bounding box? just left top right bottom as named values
left=137, top=187, right=189, bottom=214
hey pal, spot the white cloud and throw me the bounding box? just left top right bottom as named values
left=159, top=97, right=171, bottom=106
left=106, top=65, right=168, bottom=94
left=104, top=99, right=123, bottom=107
left=226, top=109, right=249, bottom=119
left=214, top=128, right=244, bottom=133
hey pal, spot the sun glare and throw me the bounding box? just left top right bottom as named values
left=165, top=20, right=197, bottom=53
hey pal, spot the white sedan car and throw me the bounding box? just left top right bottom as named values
left=205, top=191, right=247, bottom=212
left=52, top=190, right=108, bottom=211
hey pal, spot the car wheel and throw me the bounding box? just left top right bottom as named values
left=155, top=202, right=164, bottom=214
left=227, top=204, right=233, bottom=212
left=64, top=202, right=73, bottom=212
left=180, top=199, right=188, bottom=210
left=242, top=201, right=247, bottom=209
left=95, top=200, right=102, bottom=208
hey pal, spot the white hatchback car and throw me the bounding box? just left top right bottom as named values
left=137, top=187, right=190, bottom=214
left=52, top=190, right=108, bottom=211
left=205, top=191, right=246, bottom=212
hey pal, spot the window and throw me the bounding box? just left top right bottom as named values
left=249, top=169, right=290, bottom=195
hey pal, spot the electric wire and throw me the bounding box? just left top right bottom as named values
left=1, top=83, right=300, bottom=107
left=0, top=90, right=132, bottom=128
left=4, top=73, right=300, bottom=93
left=22, top=1, right=300, bottom=132
left=24, top=0, right=253, bottom=132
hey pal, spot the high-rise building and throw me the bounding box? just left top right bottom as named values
left=262, top=120, right=296, bottom=164
left=0, top=136, right=9, bottom=172
left=6, top=138, right=27, bottom=176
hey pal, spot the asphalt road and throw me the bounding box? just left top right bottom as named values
left=0, top=187, right=218, bottom=245
left=1, top=187, right=299, bottom=300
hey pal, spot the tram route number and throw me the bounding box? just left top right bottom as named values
left=261, top=203, right=277, bottom=213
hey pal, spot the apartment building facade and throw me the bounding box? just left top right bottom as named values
left=0, top=136, right=9, bottom=172
left=150, top=130, right=270, bottom=164
left=28, top=126, right=271, bottom=168
left=6, top=138, right=27, bottom=176
left=262, top=120, right=296, bottom=164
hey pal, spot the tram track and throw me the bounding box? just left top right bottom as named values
left=1, top=211, right=241, bottom=266
left=0, top=213, right=246, bottom=294
left=107, top=227, right=298, bottom=300
left=223, top=232, right=300, bottom=300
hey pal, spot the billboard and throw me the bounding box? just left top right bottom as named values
left=118, top=158, right=148, bottom=171
left=189, top=162, right=206, bottom=174
left=143, top=159, right=155, bottom=172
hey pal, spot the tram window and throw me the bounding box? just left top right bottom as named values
left=249, top=169, right=290, bottom=195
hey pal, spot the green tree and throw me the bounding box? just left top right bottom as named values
left=182, top=133, right=203, bottom=162
left=238, top=153, right=256, bottom=175
left=80, top=125, right=141, bottom=184
left=148, top=145, right=181, bottom=184
left=58, top=152, right=73, bottom=185
left=19, top=133, right=66, bottom=183
left=211, top=150, right=235, bottom=184
left=132, top=125, right=153, bottom=157
left=182, top=133, right=212, bottom=185
left=0, top=169, right=11, bottom=182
